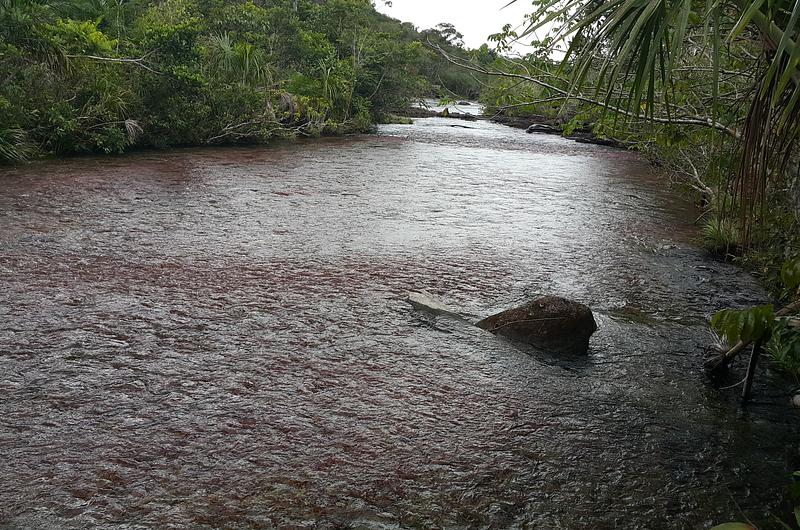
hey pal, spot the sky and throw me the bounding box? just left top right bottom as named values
left=374, top=0, right=536, bottom=51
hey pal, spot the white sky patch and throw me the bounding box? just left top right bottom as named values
left=374, top=0, right=540, bottom=51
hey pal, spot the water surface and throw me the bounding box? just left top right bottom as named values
left=1, top=117, right=797, bottom=529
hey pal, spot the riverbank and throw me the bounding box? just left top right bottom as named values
left=0, top=0, right=483, bottom=166
left=490, top=112, right=628, bottom=148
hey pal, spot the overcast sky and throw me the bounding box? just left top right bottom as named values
left=374, top=1, right=535, bottom=51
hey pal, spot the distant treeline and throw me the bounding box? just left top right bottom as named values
left=0, top=0, right=497, bottom=162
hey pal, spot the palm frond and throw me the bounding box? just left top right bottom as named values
left=205, top=33, right=271, bottom=86
left=507, top=0, right=800, bottom=247
left=0, top=127, right=34, bottom=164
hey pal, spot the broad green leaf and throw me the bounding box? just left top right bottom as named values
left=712, top=305, right=775, bottom=344
left=771, top=0, right=800, bottom=101
left=741, top=309, right=756, bottom=342
left=781, top=258, right=800, bottom=291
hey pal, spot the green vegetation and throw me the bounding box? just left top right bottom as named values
left=0, top=0, right=486, bottom=162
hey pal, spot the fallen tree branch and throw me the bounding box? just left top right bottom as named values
left=681, top=150, right=715, bottom=198
left=206, top=114, right=329, bottom=144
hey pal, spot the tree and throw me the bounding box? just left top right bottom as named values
left=0, top=0, right=438, bottom=162
left=433, top=22, right=464, bottom=48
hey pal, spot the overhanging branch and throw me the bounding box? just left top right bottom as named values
left=430, top=42, right=740, bottom=138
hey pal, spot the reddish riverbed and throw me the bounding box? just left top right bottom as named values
left=1, top=118, right=797, bottom=529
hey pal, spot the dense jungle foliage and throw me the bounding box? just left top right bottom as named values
left=0, top=0, right=487, bottom=162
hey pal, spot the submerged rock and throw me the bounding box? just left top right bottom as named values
left=476, top=296, right=597, bottom=355
left=407, top=291, right=459, bottom=317
left=526, top=123, right=560, bottom=134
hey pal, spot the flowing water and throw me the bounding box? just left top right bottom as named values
left=1, top=117, right=798, bottom=529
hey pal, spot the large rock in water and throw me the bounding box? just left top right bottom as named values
left=476, top=296, right=597, bottom=355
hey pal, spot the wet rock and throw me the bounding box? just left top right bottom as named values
left=526, top=123, right=560, bottom=134
left=792, top=394, right=800, bottom=408
left=445, top=111, right=478, bottom=121
left=568, top=133, right=626, bottom=148
left=476, top=296, right=597, bottom=355
left=457, top=101, right=471, bottom=105
left=491, top=113, right=555, bottom=130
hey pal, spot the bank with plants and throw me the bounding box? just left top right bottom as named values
left=0, top=0, right=489, bottom=163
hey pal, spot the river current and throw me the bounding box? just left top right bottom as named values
left=1, top=116, right=798, bottom=529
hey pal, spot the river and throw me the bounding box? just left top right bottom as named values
left=1, top=116, right=798, bottom=529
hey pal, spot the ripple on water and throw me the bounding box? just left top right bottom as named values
left=0, top=122, right=797, bottom=529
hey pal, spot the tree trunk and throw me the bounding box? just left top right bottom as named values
left=742, top=340, right=763, bottom=402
